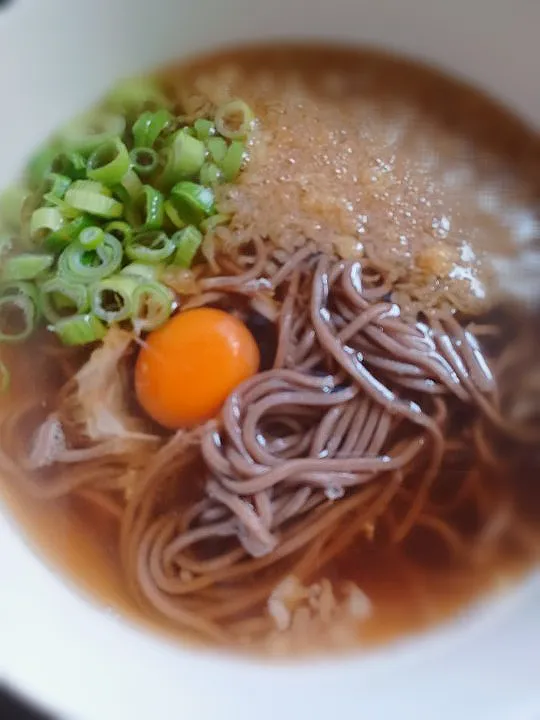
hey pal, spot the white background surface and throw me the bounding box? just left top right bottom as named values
left=0, top=0, right=539, bottom=718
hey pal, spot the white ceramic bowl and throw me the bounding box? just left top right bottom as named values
left=0, top=1, right=539, bottom=718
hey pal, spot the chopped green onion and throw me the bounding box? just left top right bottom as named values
left=21, top=192, right=41, bottom=226
left=0, top=294, right=36, bottom=342
left=41, top=192, right=82, bottom=220
left=65, top=187, right=123, bottom=219
left=70, top=179, right=112, bottom=196
left=178, top=126, right=196, bottom=138
left=54, top=313, right=106, bottom=346
left=0, top=186, right=30, bottom=231
left=169, top=182, right=215, bottom=226
left=116, top=168, right=143, bottom=202
left=0, top=359, right=10, bottom=393
left=105, top=77, right=169, bottom=113
left=200, top=213, right=231, bottom=233
left=199, top=162, right=222, bottom=186
left=53, top=151, right=88, bottom=181
left=41, top=193, right=80, bottom=219
left=0, top=280, right=40, bottom=307
left=129, top=147, right=159, bottom=177
left=0, top=236, right=13, bottom=259
left=194, top=118, right=215, bottom=141
left=60, top=112, right=126, bottom=153
left=220, top=141, right=247, bottom=182
left=121, top=262, right=163, bottom=281
left=42, top=173, right=72, bottom=201
left=125, top=230, right=174, bottom=264
left=0, top=283, right=39, bottom=343
left=44, top=215, right=94, bottom=253
left=2, top=253, right=54, bottom=281
left=206, top=136, right=227, bottom=164
left=164, top=199, right=186, bottom=230
left=90, top=275, right=137, bottom=323
left=39, top=276, right=89, bottom=323
left=49, top=291, right=76, bottom=312
left=79, top=226, right=105, bottom=249
left=58, top=233, right=123, bottom=283
left=132, top=280, right=174, bottom=332
left=104, top=220, right=132, bottom=244
left=171, top=226, right=203, bottom=268
left=162, top=132, right=206, bottom=185
left=26, top=145, right=60, bottom=188
left=87, top=138, right=131, bottom=186
left=30, top=207, right=64, bottom=240
left=215, top=100, right=254, bottom=140
left=132, top=109, right=172, bottom=148
left=134, top=185, right=164, bottom=231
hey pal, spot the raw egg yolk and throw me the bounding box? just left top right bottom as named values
left=135, top=308, right=260, bottom=429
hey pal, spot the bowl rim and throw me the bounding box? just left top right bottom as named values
left=1, top=2, right=540, bottom=718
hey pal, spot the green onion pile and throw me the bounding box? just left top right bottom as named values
left=0, top=78, right=254, bottom=346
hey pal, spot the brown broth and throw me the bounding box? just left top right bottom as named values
left=1, top=45, right=539, bottom=656
left=163, top=44, right=540, bottom=316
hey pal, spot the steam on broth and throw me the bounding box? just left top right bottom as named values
left=0, top=45, right=539, bottom=656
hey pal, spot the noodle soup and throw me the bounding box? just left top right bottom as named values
left=0, top=45, right=539, bottom=656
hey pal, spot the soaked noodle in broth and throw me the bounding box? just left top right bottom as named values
left=0, top=46, right=539, bottom=655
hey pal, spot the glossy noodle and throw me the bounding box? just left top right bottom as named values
left=0, top=46, right=539, bottom=655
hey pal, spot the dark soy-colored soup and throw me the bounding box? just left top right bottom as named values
left=0, top=45, right=539, bottom=656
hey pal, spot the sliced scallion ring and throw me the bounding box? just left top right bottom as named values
left=87, top=138, right=131, bottom=186
left=65, top=186, right=123, bottom=219
left=0, top=283, right=39, bottom=343
left=30, top=207, right=64, bottom=241
left=125, top=230, right=174, bottom=264
left=214, top=100, right=254, bottom=140
left=104, top=220, right=132, bottom=244
left=79, top=226, right=105, bottom=249
left=58, top=233, right=123, bottom=283
left=2, top=253, right=54, bottom=281
left=169, top=182, right=215, bottom=226
left=121, top=262, right=163, bottom=281
left=42, top=173, right=72, bottom=201
left=130, top=147, right=159, bottom=177
left=199, top=162, right=222, bottom=186
left=0, top=281, right=40, bottom=308
left=0, top=185, right=29, bottom=231
left=193, top=118, right=215, bottom=141
left=116, top=168, right=144, bottom=202
left=162, top=132, right=206, bottom=186
left=132, top=280, right=174, bottom=333
left=54, top=313, right=106, bottom=346
left=44, top=214, right=94, bottom=253
left=90, top=275, right=137, bottom=323
left=52, top=151, right=88, bottom=181
left=199, top=213, right=231, bottom=233
left=70, top=180, right=112, bottom=196
left=134, top=185, right=164, bottom=231
left=206, top=137, right=227, bottom=164
left=132, top=109, right=172, bottom=148
left=171, top=226, right=202, bottom=268
left=164, top=199, right=186, bottom=230
left=39, top=276, right=89, bottom=323
left=220, top=141, right=247, bottom=182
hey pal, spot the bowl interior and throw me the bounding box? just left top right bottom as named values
left=0, top=0, right=539, bottom=719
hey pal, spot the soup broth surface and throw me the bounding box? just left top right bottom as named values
left=1, top=45, right=539, bottom=656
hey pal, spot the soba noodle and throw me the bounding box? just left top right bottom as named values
left=0, top=45, right=539, bottom=654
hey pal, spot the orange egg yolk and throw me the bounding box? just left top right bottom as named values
left=135, top=308, right=260, bottom=429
